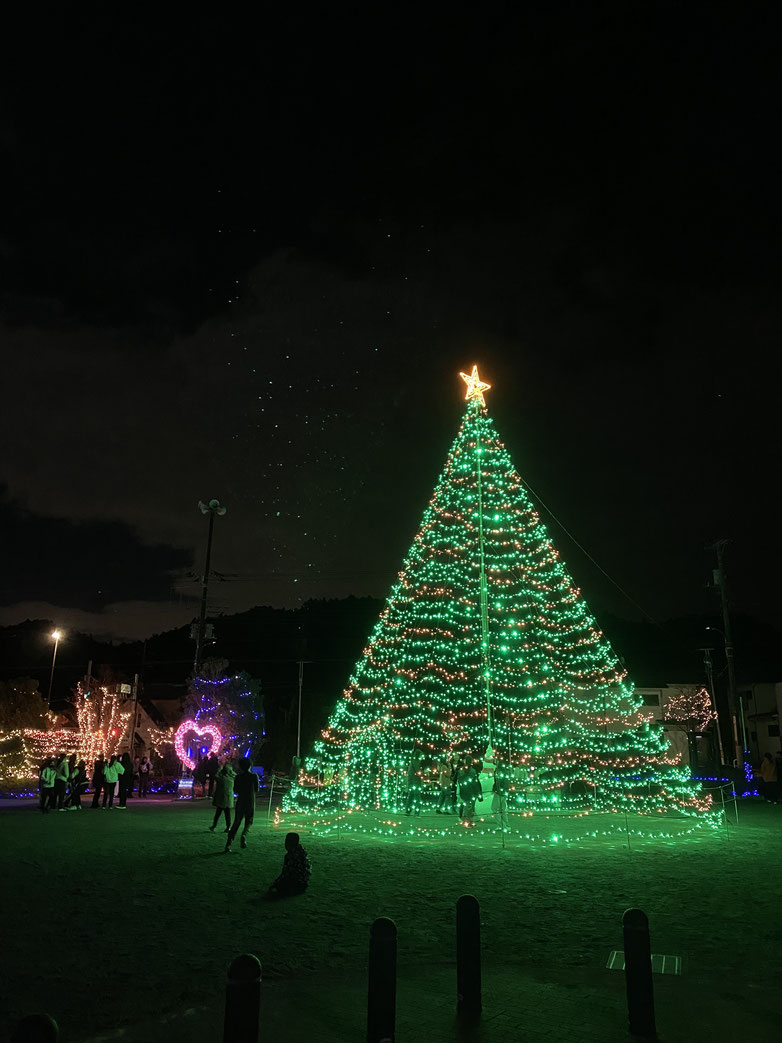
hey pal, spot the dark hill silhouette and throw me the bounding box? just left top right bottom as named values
left=1, top=599, right=780, bottom=769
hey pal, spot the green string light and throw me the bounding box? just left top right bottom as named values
left=284, top=370, right=718, bottom=840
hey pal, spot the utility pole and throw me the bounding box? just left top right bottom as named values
left=698, top=646, right=725, bottom=766
left=296, top=659, right=304, bottom=761
left=708, top=539, right=742, bottom=767
left=128, top=672, right=139, bottom=756
left=194, top=499, right=227, bottom=674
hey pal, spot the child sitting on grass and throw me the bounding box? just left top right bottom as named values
left=265, top=832, right=311, bottom=899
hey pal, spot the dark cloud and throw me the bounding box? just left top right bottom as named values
left=0, top=487, right=191, bottom=611
left=0, top=8, right=779, bottom=639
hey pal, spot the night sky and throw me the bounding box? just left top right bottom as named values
left=2, top=8, right=779, bottom=642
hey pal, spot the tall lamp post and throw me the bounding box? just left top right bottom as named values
left=47, top=629, right=62, bottom=705
left=194, top=499, right=227, bottom=674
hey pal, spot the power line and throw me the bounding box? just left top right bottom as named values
left=519, top=476, right=665, bottom=629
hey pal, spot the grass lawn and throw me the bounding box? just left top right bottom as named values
left=2, top=796, right=780, bottom=1042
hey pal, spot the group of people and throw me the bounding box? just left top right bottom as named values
left=405, top=751, right=513, bottom=826
left=192, top=752, right=221, bottom=798
left=206, top=754, right=311, bottom=897
left=38, top=754, right=88, bottom=811
left=38, top=752, right=154, bottom=812
left=37, top=746, right=310, bottom=898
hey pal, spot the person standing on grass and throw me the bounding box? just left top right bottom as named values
left=224, top=758, right=258, bottom=852
left=137, top=756, right=151, bottom=797
left=64, top=752, right=78, bottom=805
left=492, top=760, right=512, bottom=829
left=209, top=761, right=236, bottom=833
left=54, top=753, right=70, bottom=811
left=435, top=758, right=451, bottom=814
left=39, top=759, right=56, bottom=813
left=450, top=755, right=459, bottom=812
left=102, top=755, right=124, bottom=808
left=265, top=832, right=311, bottom=899
left=70, top=760, right=88, bottom=810
left=458, top=760, right=482, bottom=824
left=90, top=756, right=105, bottom=808
left=194, top=754, right=209, bottom=799
left=118, top=752, right=133, bottom=807
left=206, top=751, right=219, bottom=797
left=758, top=753, right=778, bottom=803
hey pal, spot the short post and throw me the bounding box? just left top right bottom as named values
left=456, top=894, right=482, bottom=1017
left=367, top=917, right=397, bottom=1043
left=224, top=953, right=262, bottom=1043
left=267, top=773, right=276, bottom=823
left=622, top=909, right=656, bottom=1040
left=11, top=1014, right=59, bottom=1042
left=719, top=786, right=731, bottom=840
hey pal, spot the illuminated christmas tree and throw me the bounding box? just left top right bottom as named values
left=286, top=367, right=713, bottom=830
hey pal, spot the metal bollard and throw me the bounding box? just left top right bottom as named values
left=11, top=1014, right=59, bottom=1043
left=224, top=953, right=262, bottom=1043
left=622, top=908, right=657, bottom=1040
left=456, top=894, right=482, bottom=1017
left=367, top=916, right=397, bottom=1043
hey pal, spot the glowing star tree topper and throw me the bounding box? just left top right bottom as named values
left=459, top=364, right=492, bottom=407
left=284, top=366, right=715, bottom=837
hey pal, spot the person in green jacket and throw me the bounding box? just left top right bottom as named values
left=39, top=759, right=56, bottom=813
left=54, top=754, right=70, bottom=811
left=69, top=760, right=89, bottom=810
left=102, top=755, right=125, bottom=809
left=208, top=762, right=236, bottom=833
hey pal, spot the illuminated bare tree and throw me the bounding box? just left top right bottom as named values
left=664, top=686, right=718, bottom=770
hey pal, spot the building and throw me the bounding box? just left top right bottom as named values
left=740, top=682, right=782, bottom=766
left=633, top=684, right=718, bottom=770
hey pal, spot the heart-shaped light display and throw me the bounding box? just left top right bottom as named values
left=174, top=719, right=223, bottom=771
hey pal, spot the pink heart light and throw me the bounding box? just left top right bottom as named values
left=174, top=719, right=223, bottom=771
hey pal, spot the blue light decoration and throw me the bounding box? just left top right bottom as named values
left=739, top=756, right=759, bottom=798
left=183, top=669, right=263, bottom=762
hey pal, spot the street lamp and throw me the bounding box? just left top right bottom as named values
left=194, top=499, right=227, bottom=674
left=47, top=629, right=62, bottom=705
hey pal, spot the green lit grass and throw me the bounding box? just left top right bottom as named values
left=1, top=798, right=779, bottom=1041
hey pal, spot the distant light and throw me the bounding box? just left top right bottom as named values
left=51, top=630, right=62, bottom=640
